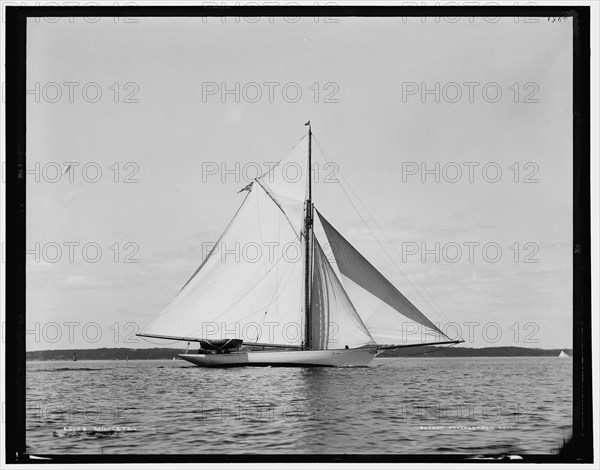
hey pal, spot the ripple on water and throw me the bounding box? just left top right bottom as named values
left=26, top=357, right=572, bottom=455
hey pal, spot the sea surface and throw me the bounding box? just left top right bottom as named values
left=26, top=357, right=572, bottom=456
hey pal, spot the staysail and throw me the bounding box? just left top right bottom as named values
left=310, top=237, right=375, bottom=349
left=315, top=209, right=450, bottom=346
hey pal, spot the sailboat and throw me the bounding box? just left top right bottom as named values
left=137, top=123, right=462, bottom=367
left=558, top=350, right=570, bottom=358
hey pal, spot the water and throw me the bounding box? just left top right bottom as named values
left=26, top=357, right=572, bottom=455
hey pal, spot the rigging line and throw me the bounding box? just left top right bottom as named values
left=373, top=343, right=461, bottom=367
left=253, top=133, right=308, bottom=240
left=256, top=133, right=307, bottom=182
left=313, top=135, right=459, bottom=338
left=255, top=311, right=269, bottom=342
left=179, top=190, right=252, bottom=293
left=185, top=241, right=300, bottom=336
left=313, top=139, right=446, bottom=331
left=274, top=209, right=283, bottom=322
left=256, top=185, right=280, bottom=300
left=313, top=135, right=453, bottom=328
left=391, top=342, right=461, bottom=357
left=255, top=178, right=302, bottom=242
left=318, top=185, right=448, bottom=338
left=250, top=183, right=303, bottom=328
left=233, top=246, right=302, bottom=324
left=313, top=134, right=448, bottom=321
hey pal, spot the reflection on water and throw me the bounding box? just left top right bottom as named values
left=26, top=357, right=572, bottom=455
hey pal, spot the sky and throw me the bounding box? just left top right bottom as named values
left=24, top=15, right=573, bottom=350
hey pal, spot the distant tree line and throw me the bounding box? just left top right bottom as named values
left=26, top=346, right=573, bottom=361
left=26, top=348, right=184, bottom=361
left=380, top=346, right=572, bottom=357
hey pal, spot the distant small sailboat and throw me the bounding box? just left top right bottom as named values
left=137, top=124, right=463, bottom=367
left=558, top=350, right=570, bottom=358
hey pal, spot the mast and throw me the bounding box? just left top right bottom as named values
left=304, top=121, right=313, bottom=350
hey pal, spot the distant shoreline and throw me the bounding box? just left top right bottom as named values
left=26, top=346, right=573, bottom=361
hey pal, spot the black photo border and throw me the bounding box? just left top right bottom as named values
left=4, top=4, right=593, bottom=464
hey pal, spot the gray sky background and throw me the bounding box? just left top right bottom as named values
left=25, top=15, right=573, bottom=350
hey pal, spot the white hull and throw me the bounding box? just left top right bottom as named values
left=179, top=348, right=378, bottom=368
